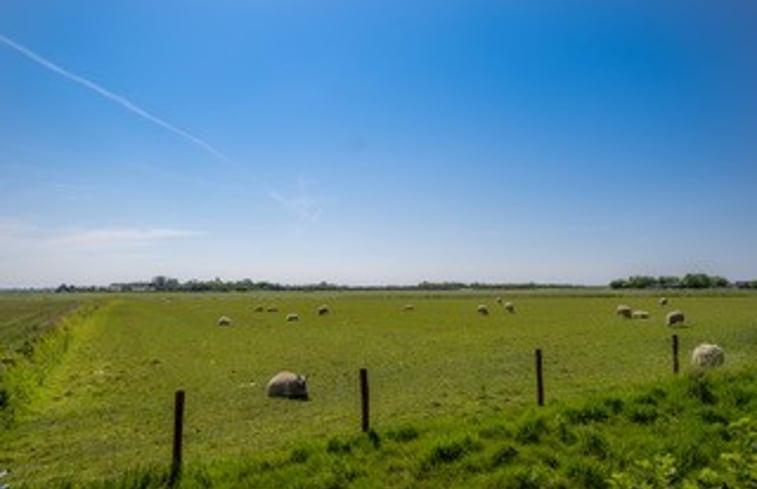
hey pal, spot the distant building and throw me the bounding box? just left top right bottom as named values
left=108, top=282, right=154, bottom=292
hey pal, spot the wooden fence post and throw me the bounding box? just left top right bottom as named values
left=170, top=390, right=185, bottom=484
left=359, top=368, right=370, bottom=432
left=535, top=349, right=544, bottom=406
left=672, top=335, right=679, bottom=374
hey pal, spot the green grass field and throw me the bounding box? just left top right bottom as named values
left=1, top=291, right=756, bottom=487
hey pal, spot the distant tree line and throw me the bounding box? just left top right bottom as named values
left=42, top=274, right=757, bottom=293
left=608, top=273, right=752, bottom=290
left=415, top=281, right=580, bottom=291
left=50, top=277, right=587, bottom=293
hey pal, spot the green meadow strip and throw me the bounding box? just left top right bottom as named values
left=0, top=300, right=106, bottom=427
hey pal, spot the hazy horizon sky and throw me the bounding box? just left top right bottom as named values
left=2, top=1, right=756, bottom=288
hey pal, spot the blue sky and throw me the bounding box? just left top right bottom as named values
left=1, top=1, right=756, bottom=287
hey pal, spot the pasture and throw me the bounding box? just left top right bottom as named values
left=2, top=291, right=756, bottom=486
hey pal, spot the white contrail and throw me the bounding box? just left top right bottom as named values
left=0, top=33, right=228, bottom=161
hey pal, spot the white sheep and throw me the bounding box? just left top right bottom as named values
left=266, top=371, right=309, bottom=400
left=616, top=305, right=632, bottom=319
left=666, top=310, right=685, bottom=327
left=691, top=344, right=725, bottom=368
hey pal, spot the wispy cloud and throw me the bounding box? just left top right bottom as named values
left=0, top=33, right=228, bottom=161
left=267, top=177, right=323, bottom=223
left=47, top=228, right=202, bottom=249
left=0, top=220, right=204, bottom=287
left=0, top=218, right=38, bottom=240
left=0, top=218, right=202, bottom=252
left=268, top=191, right=323, bottom=223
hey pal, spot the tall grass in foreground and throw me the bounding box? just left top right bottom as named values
left=24, top=366, right=757, bottom=489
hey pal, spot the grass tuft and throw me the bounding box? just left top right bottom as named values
left=564, top=404, right=610, bottom=425
left=626, top=404, right=659, bottom=424
left=325, top=437, right=352, bottom=455
left=427, top=436, right=479, bottom=466
left=386, top=425, right=419, bottom=443
left=490, top=444, right=519, bottom=467
left=289, top=447, right=311, bottom=464
left=515, top=415, right=549, bottom=444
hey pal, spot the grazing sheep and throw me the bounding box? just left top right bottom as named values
left=403, top=304, right=415, bottom=311
left=267, top=307, right=279, bottom=313
left=504, top=302, right=515, bottom=313
left=659, top=297, right=668, bottom=306
left=616, top=305, right=632, bottom=319
left=317, top=305, right=330, bottom=316
left=253, top=305, right=264, bottom=313
left=632, top=310, right=649, bottom=319
left=691, top=344, right=725, bottom=368
left=286, top=313, right=299, bottom=322
left=266, top=371, right=309, bottom=400
left=666, top=310, right=685, bottom=327
left=217, top=316, right=232, bottom=326
left=495, top=297, right=503, bottom=304
left=477, top=304, right=489, bottom=316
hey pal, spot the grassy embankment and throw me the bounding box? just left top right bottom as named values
left=0, top=294, right=89, bottom=426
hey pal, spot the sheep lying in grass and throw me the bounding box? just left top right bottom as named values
left=495, top=297, right=503, bottom=304
left=267, top=307, right=279, bottom=313
left=504, top=302, right=515, bottom=313
left=666, top=310, right=684, bottom=327
left=659, top=297, right=668, bottom=306
left=217, top=316, right=232, bottom=326
left=691, top=344, right=724, bottom=368
left=286, top=313, right=299, bottom=322
left=477, top=304, right=489, bottom=316
left=266, top=371, right=309, bottom=400
left=632, top=310, right=649, bottom=319
left=403, top=304, right=415, bottom=311
left=616, top=305, right=632, bottom=319
left=317, top=305, right=330, bottom=316
left=253, top=305, right=264, bottom=312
